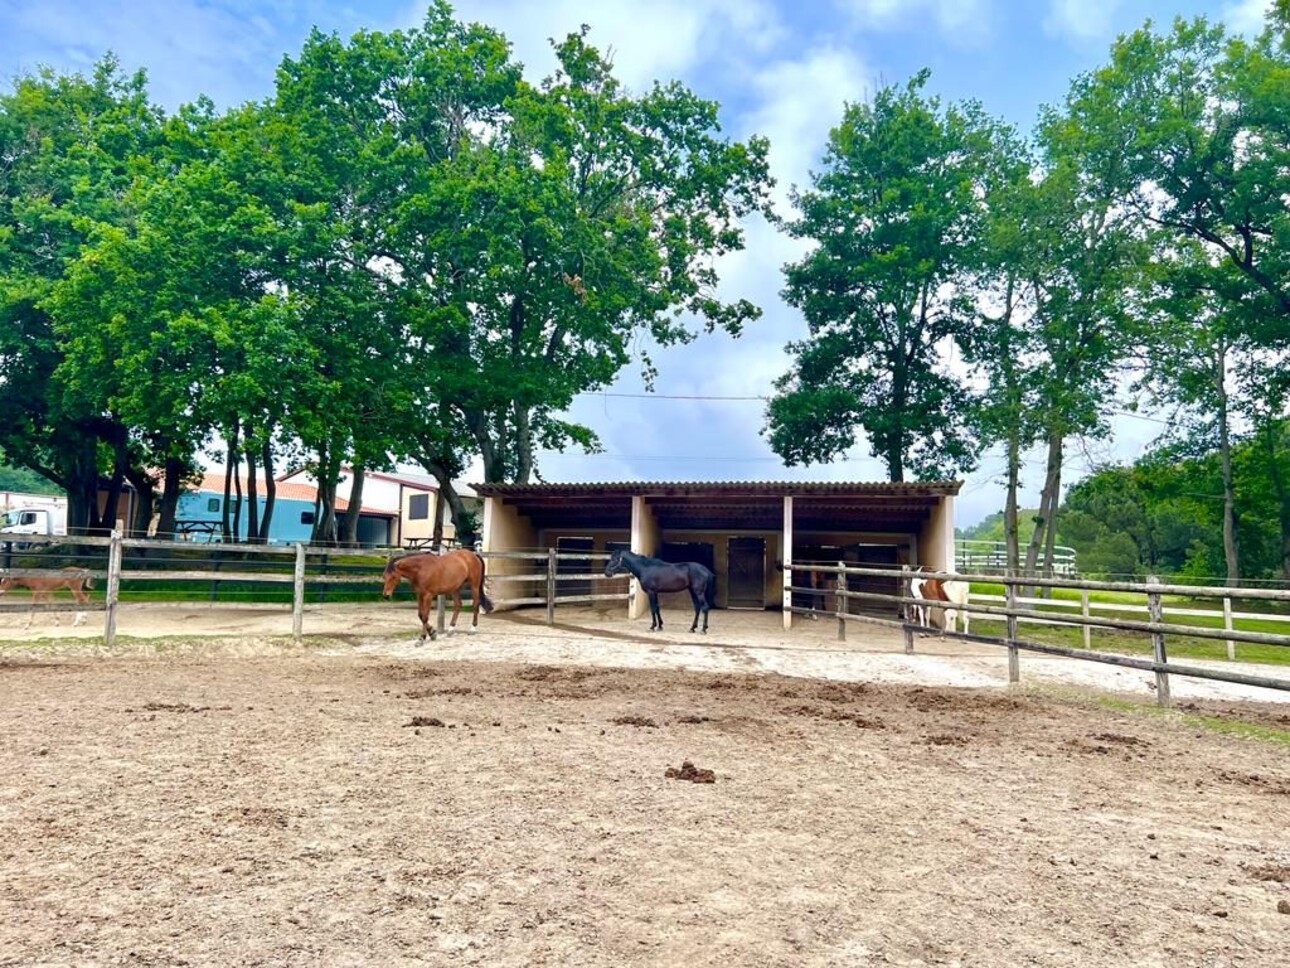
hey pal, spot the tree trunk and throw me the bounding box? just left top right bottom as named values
left=514, top=404, right=534, bottom=485
left=340, top=464, right=365, bottom=547
left=312, top=447, right=340, bottom=546
left=221, top=427, right=238, bottom=542
left=1024, top=427, right=1063, bottom=596
left=65, top=440, right=102, bottom=535
left=259, top=439, right=276, bottom=543
left=1004, top=428, right=1021, bottom=578
left=155, top=456, right=184, bottom=539
left=245, top=446, right=261, bottom=544
left=419, top=460, right=471, bottom=548
left=101, top=466, right=125, bottom=533
left=1215, top=344, right=1240, bottom=586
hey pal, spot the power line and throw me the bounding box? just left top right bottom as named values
left=585, top=391, right=769, bottom=401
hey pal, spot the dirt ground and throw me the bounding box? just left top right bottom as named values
left=2, top=603, right=1290, bottom=966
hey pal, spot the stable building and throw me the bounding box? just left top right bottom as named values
left=473, top=480, right=961, bottom=627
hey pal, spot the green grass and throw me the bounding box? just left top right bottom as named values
left=968, top=581, right=1290, bottom=664
left=967, top=616, right=1290, bottom=666
left=1183, top=712, right=1290, bottom=745
left=1029, top=686, right=1290, bottom=746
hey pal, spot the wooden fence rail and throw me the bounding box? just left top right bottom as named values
left=9, top=533, right=1289, bottom=706
left=785, top=561, right=1290, bottom=706
left=1, top=538, right=630, bottom=644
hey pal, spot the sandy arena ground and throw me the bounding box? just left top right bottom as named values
left=1, top=601, right=1289, bottom=966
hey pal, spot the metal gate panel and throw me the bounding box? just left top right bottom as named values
left=556, top=536, right=594, bottom=597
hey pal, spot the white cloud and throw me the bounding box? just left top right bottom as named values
left=835, top=0, right=994, bottom=40
left=1042, top=0, right=1123, bottom=42
left=1222, top=0, right=1274, bottom=35
left=742, top=46, right=872, bottom=214
left=443, top=0, right=783, bottom=92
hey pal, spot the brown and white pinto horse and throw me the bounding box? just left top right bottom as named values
left=908, top=566, right=970, bottom=635
left=0, top=567, right=94, bottom=627
left=381, top=550, right=494, bottom=642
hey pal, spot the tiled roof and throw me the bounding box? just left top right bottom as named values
left=191, top=473, right=394, bottom=517
left=470, top=480, right=962, bottom=497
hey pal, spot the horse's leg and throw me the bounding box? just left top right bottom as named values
left=648, top=591, right=661, bottom=631
left=468, top=575, right=482, bottom=632
left=448, top=588, right=463, bottom=633
left=688, top=587, right=701, bottom=633
left=72, top=583, right=88, bottom=627
left=418, top=591, right=436, bottom=642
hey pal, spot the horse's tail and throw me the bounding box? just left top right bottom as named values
left=474, top=551, right=495, bottom=613
left=705, top=567, right=716, bottom=608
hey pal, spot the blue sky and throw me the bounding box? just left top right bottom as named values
left=1, top=0, right=1276, bottom=525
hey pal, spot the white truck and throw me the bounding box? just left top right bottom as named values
left=0, top=495, right=69, bottom=541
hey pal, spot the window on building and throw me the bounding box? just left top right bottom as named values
left=207, top=497, right=221, bottom=513
left=409, top=493, right=430, bottom=520
left=300, top=511, right=315, bottom=525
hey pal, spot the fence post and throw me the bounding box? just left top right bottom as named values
left=292, top=542, right=305, bottom=642
left=1081, top=589, right=1091, bottom=651
left=1223, top=596, right=1235, bottom=661
left=546, top=548, right=557, bottom=626
left=1005, top=578, right=1020, bottom=683
left=901, top=563, right=914, bottom=654
left=104, top=523, right=123, bottom=647
left=1146, top=575, right=1171, bottom=707
left=836, top=561, right=847, bottom=642
left=209, top=547, right=221, bottom=602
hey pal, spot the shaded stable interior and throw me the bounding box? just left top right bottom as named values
left=475, top=482, right=960, bottom=625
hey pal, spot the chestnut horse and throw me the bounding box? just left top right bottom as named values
left=0, top=567, right=94, bottom=627
left=382, top=550, right=494, bottom=642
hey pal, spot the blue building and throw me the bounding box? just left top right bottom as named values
left=177, top=473, right=398, bottom=546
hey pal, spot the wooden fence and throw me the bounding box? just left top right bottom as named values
left=0, top=533, right=629, bottom=643
left=7, top=531, right=1290, bottom=706
left=785, top=562, right=1290, bottom=706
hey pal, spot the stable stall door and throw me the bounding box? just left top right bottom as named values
left=726, top=537, right=766, bottom=609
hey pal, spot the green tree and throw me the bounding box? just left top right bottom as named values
left=1016, top=62, right=1149, bottom=584
left=404, top=18, right=772, bottom=484
left=0, top=57, right=165, bottom=533
left=765, top=72, right=999, bottom=481
left=1081, top=14, right=1290, bottom=583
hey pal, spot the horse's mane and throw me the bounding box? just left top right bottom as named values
left=384, top=555, right=402, bottom=576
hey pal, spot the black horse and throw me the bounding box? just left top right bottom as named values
left=604, top=548, right=715, bottom=633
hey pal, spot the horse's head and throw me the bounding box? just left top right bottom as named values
left=0, top=576, right=9, bottom=596
left=381, top=556, right=403, bottom=598
left=604, top=549, right=625, bottom=577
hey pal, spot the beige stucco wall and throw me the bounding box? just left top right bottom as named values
left=481, top=497, right=540, bottom=607
left=629, top=496, right=660, bottom=619
left=916, top=495, right=955, bottom=571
